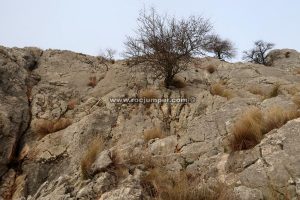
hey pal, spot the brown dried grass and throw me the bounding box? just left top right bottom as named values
left=141, top=168, right=236, bottom=200
left=229, top=107, right=264, bottom=151
left=88, top=76, right=97, bottom=87
left=31, top=118, right=72, bottom=137
left=210, top=83, right=234, bottom=99
left=81, top=137, right=105, bottom=179
left=144, top=127, right=165, bottom=142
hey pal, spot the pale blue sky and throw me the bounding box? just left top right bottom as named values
left=0, top=0, right=299, bottom=60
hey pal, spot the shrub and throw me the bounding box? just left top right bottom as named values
left=81, top=138, right=105, bottom=179
left=171, top=76, right=187, bottom=88
left=229, top=107, right=264, bottom=151
left=285, top=51, right=291, bottom=58
left=205, top=34, right=236, bottom=60
left=144, top=127, right=165, bottom=142
left=243, top=40, right=274, bottom=65
left=124, top=8, right=212, bottom=88
left=206, top=65, right=216, bottom=74
left=31, top=118, right=72, bottom=137
left=210, top=83, right=234, bottom=99
left=88, top=76, right=97, bottom=87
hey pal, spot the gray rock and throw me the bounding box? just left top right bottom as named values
left=234, top=186, right=263, bottom=200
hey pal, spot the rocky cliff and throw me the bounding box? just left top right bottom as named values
left=0, top=46, right=300, bottom=200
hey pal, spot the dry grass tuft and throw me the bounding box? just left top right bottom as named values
left=141, top=168, right=236, bottom=200
left=88, top=76, right=97, bottom=87
left=139, top=88, right=159, bottom=108
left=229, top=107, right=264, bottom=151
left=210, top=83, right=234, bottom=99
left=230, top=106, right=300, bottom=151
left=81, top=138, right=105, bottom=179
left=293, top=95, right=300, bottom=108
left=248, top=84, right=280, bottom=99
left=295, top=68, right=300, bottom=75
left=206, top=64, right=216, bottom=74
left=285, top=51, right=291, bottom=58
left=263, top=107, right=300, bottom=133
left=144, top=127, right=165, bottom=142
left=268, top=84, right=280, bottom=98
left=32, top=118, right=72, bottom=137
left=67, top=99, right=77, bottom=110
left=139, top=88, right=159, bottom=99
left=248, top=85, right=264, bottom=96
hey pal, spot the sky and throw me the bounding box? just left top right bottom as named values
left=0, top=0, right=299, bottom=60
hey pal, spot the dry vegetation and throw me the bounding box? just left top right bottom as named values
left=81, top=137, right=105, bottom=179
left=268, top=84, right=280, bottom=98
left=171, top=76, right=187, bottom=88
left=294, top=68, right=300, bottom=75
left=247, top=85, right=264, bottom=96
left=139, top=88, right=159, bottom=99
left=141, top=168, right=236, bottom=200
left=67, top=99, right=77, bottom=110
left=139, top=88, right=159, bottom=108
left=206, top=64, right=216, bottom=74
left=293, top=95, right=300, bottom=108
left=88, top=76, right=97, bottom=87
left=31, top=118, right=72, bottom=137
left=230, top=106, right=300, bottom=151
left=144, top=127, right=165, bottom=142
left=229, top=107, right=264, bottom=151
left=263, top=107, right=300, bottom=133
left=210, top=83, right=234, bottom=99
left=247, top=84, right=280, bottom=99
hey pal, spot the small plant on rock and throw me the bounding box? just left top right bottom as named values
left=88, top=76, right=97, bottom=87
left=229, top=107, right=264, bottom=151
left=31, top=118, right=72, bottom=138
left=81, top=137, right=105, bottom=179
left=210, top=83, right=234, bottom=100
left=143, top=127, right=165, bottom=142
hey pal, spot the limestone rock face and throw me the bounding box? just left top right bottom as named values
left=0, top=46, right=42, bottom=179
left=1, top=46, right=300, bottom=199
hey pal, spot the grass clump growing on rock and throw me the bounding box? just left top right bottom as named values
left=263, top=107, right=300, bottom=133
left=248, top=84, right=280, bottom=99
left=81, top=137, right=105, bottom=179
left=229, top=107, right=264, bottom=151
left=87, top=76, right=97, bottom=87
left=247, top=85, right=264, bottom=96
left=141, top=168, right=236, bottom=200
left=229, top=106, right=300, bottom=151
left=143, top=127, right=165, bottom=142
left=292, top=95, right=300, bottom=108
left=32, top=118, right=72, bottom=137
left=210, top=83, right=234, bottom=100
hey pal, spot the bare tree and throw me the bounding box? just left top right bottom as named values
left=124, top=8, right=212, bottom=88
left=98, top=48, right=117, bottom=71
left=205, top=34, right=236, bottom=60
left=243, top=40, right=275, bottom=65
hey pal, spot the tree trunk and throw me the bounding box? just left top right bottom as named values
left=164, top=76, right=172, bottom=88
